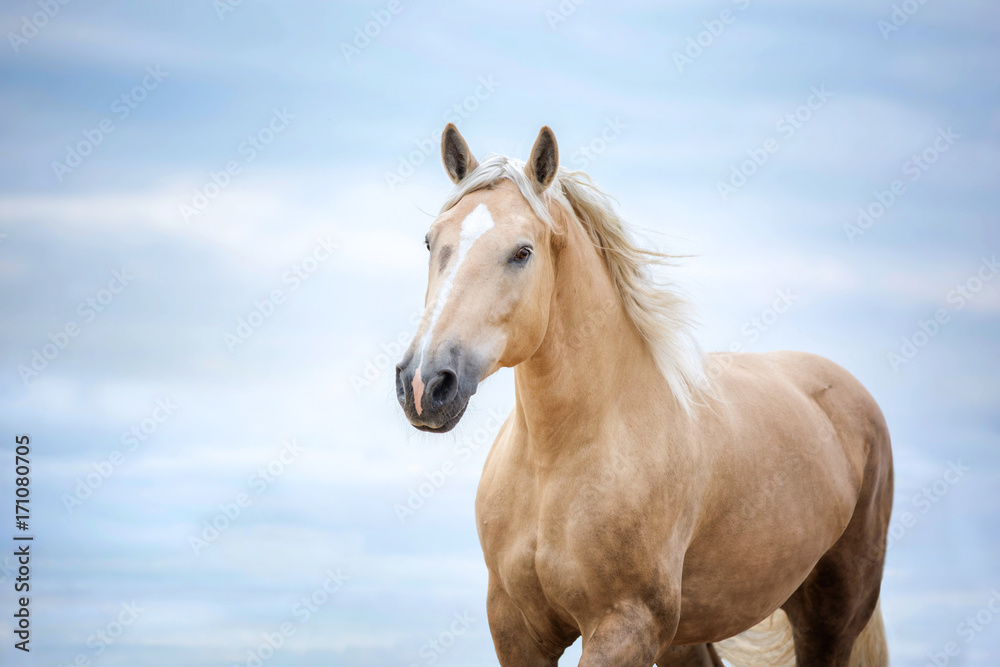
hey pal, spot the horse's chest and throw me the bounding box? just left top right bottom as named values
left=477, top=435, right=667, bottom=622
left=477, top=490, right=545, bottom=596
left=481, top=511, right=587, bottom=619
left=477, top=477, right=613, bottom=620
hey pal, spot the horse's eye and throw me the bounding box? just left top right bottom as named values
left=425, top=236, right=430, bottom=251
left=512, top=246, right=533, bottom=263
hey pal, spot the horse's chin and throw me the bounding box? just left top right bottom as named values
left=411, top=401, right=469, bottom=433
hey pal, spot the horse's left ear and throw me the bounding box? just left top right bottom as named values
left=526, top=126, right=559, bottom=191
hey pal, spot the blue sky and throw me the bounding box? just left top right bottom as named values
left=0, top=0, right=998, bottom=665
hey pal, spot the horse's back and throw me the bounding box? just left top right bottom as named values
left=706, top=349, right=889, bottom=463
left=746, top=350, right=886, bottom=458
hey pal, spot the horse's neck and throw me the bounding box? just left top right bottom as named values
left=512, top=214, right=667, bottom=454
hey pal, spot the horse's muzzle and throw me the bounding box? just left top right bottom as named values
left=395, top=346, right=480, bottom=433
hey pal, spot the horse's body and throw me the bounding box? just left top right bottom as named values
left=479, top=347, right=890, bottom=665
left=396, top=125, right=892, bottom=666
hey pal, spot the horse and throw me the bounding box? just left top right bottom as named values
left=394, top=124, right=893, bottom=667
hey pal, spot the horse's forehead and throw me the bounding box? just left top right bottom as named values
left=434, top=182, right=538, bottom=236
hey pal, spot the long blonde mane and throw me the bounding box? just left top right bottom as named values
left=441, top=154, right=709, bottom=412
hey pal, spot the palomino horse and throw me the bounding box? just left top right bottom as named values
left=395, top=124, right=893, bottom=667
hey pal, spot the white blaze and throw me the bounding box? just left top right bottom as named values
left=412, top=203, right=495, bottom=414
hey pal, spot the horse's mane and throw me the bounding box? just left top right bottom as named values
left=440, top=154, right=710, bottom=413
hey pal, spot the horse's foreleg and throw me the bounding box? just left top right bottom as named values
left=578, top=603, right=670, bottom=667
left=486, top=575, right=571, bottom=667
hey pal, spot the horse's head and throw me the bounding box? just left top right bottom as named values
left=396, top=125, right=562, bottom=432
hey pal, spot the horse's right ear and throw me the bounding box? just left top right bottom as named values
left=441, top=124, right=479, bottom=184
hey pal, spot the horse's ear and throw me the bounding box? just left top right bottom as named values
left=441, top=123, right=479, bottom=184
left=526, top=126, right=559, bottom=191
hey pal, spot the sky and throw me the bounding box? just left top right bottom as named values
left=0, top=0, right=998, bottom=665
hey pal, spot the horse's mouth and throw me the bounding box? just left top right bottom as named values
left=411, top=401, right=469, bottom=433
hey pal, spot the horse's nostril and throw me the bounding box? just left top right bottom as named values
left=429, top=369, right=458, bottom=408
